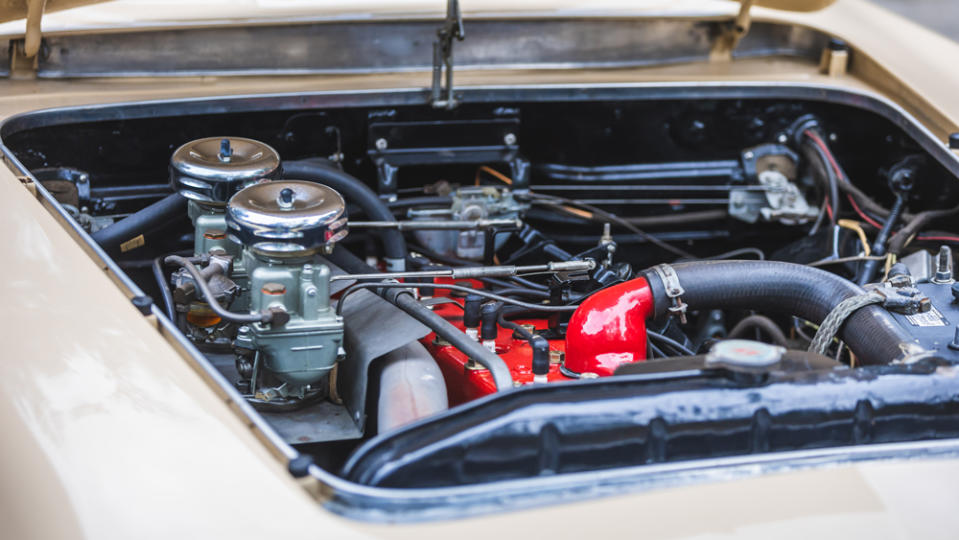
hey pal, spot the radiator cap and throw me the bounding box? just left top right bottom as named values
left=705, top=339, right=784, bottom=374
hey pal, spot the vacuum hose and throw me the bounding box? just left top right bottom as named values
left=283, top=159, right=407, bottom=270
left=642, top=260, right=919, bottom=365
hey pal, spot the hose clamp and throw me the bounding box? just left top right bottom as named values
left=652, top=263, right=688, bottom=324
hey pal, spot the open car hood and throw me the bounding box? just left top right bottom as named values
left=0, top=0, right=837, bottom=26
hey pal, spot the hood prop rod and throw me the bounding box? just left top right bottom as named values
left=430, top=0, right=465, bottom=110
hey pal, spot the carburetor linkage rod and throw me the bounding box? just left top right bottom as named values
left=330, top=260, right=595, bottom=282
left=349, top=218, right=522, bottom=231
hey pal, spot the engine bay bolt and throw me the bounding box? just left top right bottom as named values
left=512, top=323, right=536, bottom=339
left=934, top=245, right=954, bottom=284
left=503, top=132, right=517, bottom=146
left=261, top=282, right=287, bottom=295
left=776, top=133, right=788, bottom=144
left=375, top=138, right=389, bottom=151
left=950, top=133, right=959, bottom=150
left=949, top=325, right=959, bottom=351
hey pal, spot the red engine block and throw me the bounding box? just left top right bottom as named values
left=419, top=277, right=654, bottom=406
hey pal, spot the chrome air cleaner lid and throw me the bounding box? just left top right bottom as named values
left=170, top=136, right=280, bottom=205
left=226, top=180, right=348, bottom=257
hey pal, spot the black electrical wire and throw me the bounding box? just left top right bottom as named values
left=648, top=341, right=667, bottom=359
left=888, top=204, right=959, bottom=255
left=524, top=192, right=695, bottom=259
left=408, top=244, right=550, bottom=291
left=152, top=256, right=176, bottom=321
left=647, top=330, right=696, bottom=357
left=486, top=287, right=551, bottom=300
left=803, top=128, right=915, bottom=223
left=525, top=207, right=728, bottom=228
left=335, top=282, right=578, bottom=317
left=497, top=312, right=535, bottom=341
left=804, top=135, right=840, bottom=226
left=728, top=315, right=789, bottom=347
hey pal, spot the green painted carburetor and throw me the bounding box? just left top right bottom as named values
left=226, top=180, right=349, bottom=408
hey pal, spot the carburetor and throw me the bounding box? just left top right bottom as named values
left=225, top=180, right=349, bottom=409
left=409, top=186, right=527, bottom=260
left=168, top=137, right=280, bottom=338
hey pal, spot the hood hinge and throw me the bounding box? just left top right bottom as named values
left=9, top=0, right=44, bottom=78
left=430, top=0, right=465, bottom=110
left=711, top=0, right=755, bottom=60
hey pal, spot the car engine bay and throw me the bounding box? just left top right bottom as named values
left=8, top=87, right=959, bottom=491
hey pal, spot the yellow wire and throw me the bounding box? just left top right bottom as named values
left=475, top=165, right=513, bottom=186
left=837, top=219, right=871, bottom=256
left=883, top=253, right=896, bottom=281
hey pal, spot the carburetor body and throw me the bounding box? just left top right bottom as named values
left=226, top=180, right=349, bottom=406
left=168, top=137, right=281, bottom=337
left=410, top=186, right=526, bottom=260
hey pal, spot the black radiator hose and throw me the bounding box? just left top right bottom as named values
left=283, top=159, right=407, bottom=270
left=642, top=261, right=920, bottom=365
left=92, top=192, right=188, bottom=253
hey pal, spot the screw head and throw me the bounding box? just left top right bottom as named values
left=375, top=138, right=388, bottom=151
left=503, top=133, right=517, bottom=146
left=776, top=133, right=788, bottom=144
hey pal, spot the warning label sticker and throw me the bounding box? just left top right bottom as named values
left=906, top=306, right=948, bottom=327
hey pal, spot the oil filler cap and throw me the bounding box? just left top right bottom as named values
left=705, top=339, right=784, bottom=374
left=170, top=136, right=280, bottom=205
left=226, top=180, right=348, bottom=257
